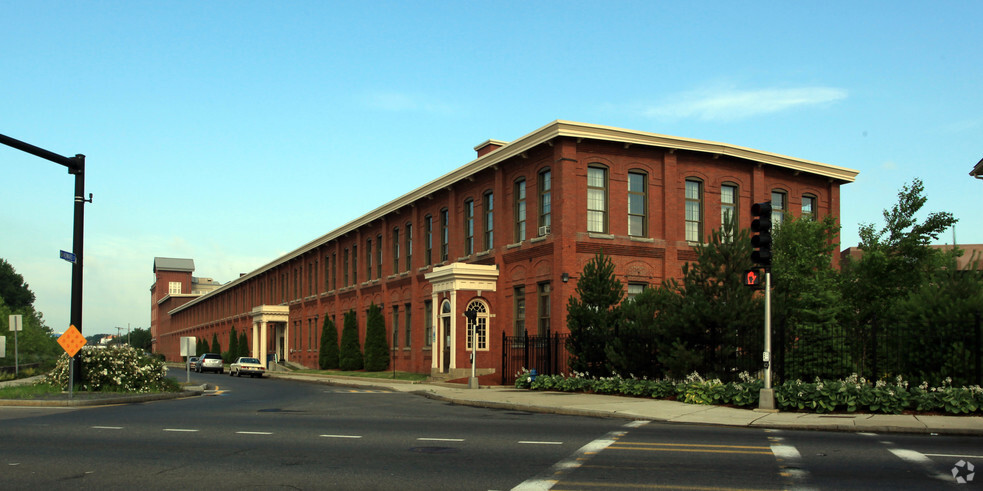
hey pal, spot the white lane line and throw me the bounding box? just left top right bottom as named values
left=511, top=428, right=628, bottom=491
left=857, top=432, right=878, bottom=436
left=163, top=428, right=199, bottom=432
left=771, top=444, right=801, bottom=460
left=888, top=448, right=953, bottom=482
left=925, top=453, right=983, bottom=459
left=320, top=434, right=363, bottom=439
left=91, top=426, right=123, bottom=430
left=624, top=420, right=650, bottom=428
left=236, top=431, right=273, bottom=435
left=417, top=437, right=464, bottom=442
left=518, top=441, right=563, bottom=445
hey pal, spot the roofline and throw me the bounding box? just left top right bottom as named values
left=171, top=120, right=858, bottom=314
left=972, top=157, right=983, bottom=179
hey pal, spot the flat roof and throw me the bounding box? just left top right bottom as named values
left=154, top=257, right=195, bottom=273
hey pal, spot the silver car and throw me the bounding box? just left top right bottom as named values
left=196, top=353, right=223, bottom=373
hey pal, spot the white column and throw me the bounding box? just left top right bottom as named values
left=260, top=320, right=268, bottom=365
left=431, top=292, right=439, bottom=370
left=251, top=321, right=259, bottom=358
left=449, top=290, right=457, bottom=370
left=283, top=321, right=289, bottom=362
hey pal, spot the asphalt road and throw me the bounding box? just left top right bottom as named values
left=0, top=370, right=978, bottom=490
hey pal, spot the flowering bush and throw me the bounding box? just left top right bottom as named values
left=515, top=370, right=983, bottom=415
left=44, top=345, right=172, bottom=393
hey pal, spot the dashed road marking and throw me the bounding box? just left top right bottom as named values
left=519, top=441, right=563, bottom=445
left=236, top=431, right=273, bottom=435
left=91, top=426, right=123, bottom=430
left=163, top=428, right=199, bottom=432
left=320, top=434, right=363, bottom=439
left=888, top=448, right=955, bottom=482
left=417, top=437, right=464, bottom=442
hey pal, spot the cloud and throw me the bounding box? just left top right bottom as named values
left=641, top=85, right=848, bottom=121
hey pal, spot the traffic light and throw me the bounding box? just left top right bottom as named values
left=750, top=202, right=772, bottom=268
left=744, top=268, right=763, bottom=289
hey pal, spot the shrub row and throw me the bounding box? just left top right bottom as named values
left=44, top=345, right=172, bottom=392
left=514, top=371, right=983, bottom=415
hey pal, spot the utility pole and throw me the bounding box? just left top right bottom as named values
left=1, top=133, right=90, bottom=385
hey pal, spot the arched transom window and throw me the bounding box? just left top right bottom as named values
left=465, top=300, right=489, bottom=351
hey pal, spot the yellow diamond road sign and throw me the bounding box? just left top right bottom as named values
left=58, top=325, right=87, bottom=357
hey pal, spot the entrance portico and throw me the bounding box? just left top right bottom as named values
left=425, top=263, right=499, bottom=379
left=250, top=305, right=289, bottom=365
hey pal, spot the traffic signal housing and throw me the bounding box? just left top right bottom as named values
left=750, top=202, right=772, bottom=268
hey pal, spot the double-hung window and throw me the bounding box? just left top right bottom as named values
left=514, top=179, right=526, bottom=241
left=771, top=190, right=787, bottom=227
left=425, top=214, right=433, bottom=266
left=801, top=195, right=816, bottom=221
left=405, top=223, right=412, bottom=271
left=440, top=208, right=449, bottom=262
left=538, top=169, right=551, bottom=233
left=587, top=166, right=608, bottom=233
left=721, top=183, right=738, bottom=241
left=628, top=171, right=646, bottom=237
left=483, top=191, right=494, bottom=250
left=464, top=199, right=474, bottom=255
left=685, top=179, right=703, bottom=242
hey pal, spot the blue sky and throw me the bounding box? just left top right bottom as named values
left=2, top=1, right=981, bottom=337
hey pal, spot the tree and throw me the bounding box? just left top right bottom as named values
left=196, top=337, right=208, bottom=356
left=0, top=258, right=36, bottom=311
left=772, top=214, right=852, bottom=380
left=210, top=333, right=221, bottom=356
left=842, top=178, right=957, bottom=328
left=363, top=303, right=390, bottom=371
left=126, top=327, right=153, bottom=351
left=226, top=327, right=239, bottom=363
left=238, top=330, right=250, bottom=359
left=566, top=252, right=622, bottom=377
left=339, top=309, right=363, bottom=371
left=318, top=316, right=340, bottom=369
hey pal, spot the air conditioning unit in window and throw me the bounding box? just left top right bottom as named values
left=538, top=225, right=551, bottom=236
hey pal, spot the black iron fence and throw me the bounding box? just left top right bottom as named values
left=501, top=331, right=570, bottom=385
left=501, top=312, right=983, bottom=387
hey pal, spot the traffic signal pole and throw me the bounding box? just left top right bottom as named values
left=761, top=271, right=774, bottom=409
left=749, top=201, right=776, bottom=411
left=0, top=133, right=89, bottom=385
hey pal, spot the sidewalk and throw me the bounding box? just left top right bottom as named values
left=267, top=372, right=983, bottom=436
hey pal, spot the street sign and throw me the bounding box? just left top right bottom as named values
left=0, top=336, right=5, bottom=358
left=58, top=325, right=87, bottom=357
left=60, top=250, right=77, bottom=264
left=8, top=314, right=22, bottom=331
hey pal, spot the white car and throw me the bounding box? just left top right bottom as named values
left=229, top=357, right=266, bottom=378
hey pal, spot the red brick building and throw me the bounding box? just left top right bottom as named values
left=151, top=120, right=858, bottom=383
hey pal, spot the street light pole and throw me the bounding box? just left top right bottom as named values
left=0, top=133, right=89, bottom=385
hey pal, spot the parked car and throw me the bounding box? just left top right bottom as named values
left=229, top=357, right=266, bottom=378
left=196, top=353, right=224, bottom=373
left=188, top=356, right=199, bottom=371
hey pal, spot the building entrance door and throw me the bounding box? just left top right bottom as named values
left=442, top=317, right=451, bottom=373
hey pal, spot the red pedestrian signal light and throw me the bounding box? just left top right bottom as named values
left=744, top=269, right=763, bottom=289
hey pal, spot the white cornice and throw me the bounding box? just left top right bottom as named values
left=172, top=120, right=858, bottom=313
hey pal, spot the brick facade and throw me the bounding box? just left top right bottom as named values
left=152, top=121, right=857, bottom=382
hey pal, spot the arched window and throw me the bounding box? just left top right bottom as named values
left=465, top=299, right=489, bottom=351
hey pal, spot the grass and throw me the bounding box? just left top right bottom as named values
left=0, top=382, right=63, bottom=399
left=292, top=369, right=428, bottom=382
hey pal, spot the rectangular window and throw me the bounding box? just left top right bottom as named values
left=376, top=234, right=382, bottom=279
left=801, top=195, right=816, bottom=221
left=352, top=245, right=358, bottom=284
left=514, top=179, right=526, bottom=241
left=425, top=214, right=433, bottom=266
left=405, top=223, right=412, bottom=272
left=685, top=179, right=703, bottom=242
left=587, top=167, right=607, bottom=233
left=404, top=303, right=411, bottom=348
left=343, top=249, right=349, bottom=286
left=440, top=208, right=449, bottom=262
left=771, top=190, right=786, bottom=227
left=324, top=255, right=330, bottom=291
left=308, top=263, right=313, bottom=296
left=539, top=170, right=551, bottom=230
left=424, top=300, right=433, bottom=347
left=538, top=282, right=550, bottom=335
left=464, top=199, right=474, bottom=255
left=366, top=239, right=373, bottom=280
left=308, top=318, right=313, bottom=351
left=721, top=184, right=738, bottom=241
left=513, top=286, right=526, bottom=337
left=392, top=305, right=399, bottom=349
left=483, top=191, right=494, bottom=251
left=628, top=171, right=646, bottom=237
left=392, top=227, right=400, bottom=274
left=626, top=283, right=646, bottom=301
left=168, top=282, right=181, bottom=295
left=331, top=253, right=337, bottom=290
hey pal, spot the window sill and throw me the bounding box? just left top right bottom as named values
left=588, top=233, right=615, bottom=240
left=506, top=242, right=522, bottom=249
left=476, top=250, right=491, bottom=257
left=629, top=236, right=655, bottom=243
left=530, top=236, right=547, bottom=244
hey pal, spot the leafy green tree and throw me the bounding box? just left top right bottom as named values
left=319, top=316, right=340, bottom=369
left=652, top=216, right=762, bottom=379
left=772, top=214, right=851, bottom=380
left=0, top=258, right=36, bottom=311
left=126, top=327, right=152, bottom=351
left=339, top=309, right=363, bottom=371
left=841, top=178, right=957, bottom=328
left=566, top=252, right=622, bottom=377
left=238, top=330, right=250, bottom=359
left=226, top=327, right=239, bottom=363
left=363, top=303, right=390, bottom=371
left=210, top=333, right=221, bottom=356
left=196, top=338, right=208, bottom=355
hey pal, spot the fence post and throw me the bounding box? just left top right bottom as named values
left=975, top=311, right=981, bottom=387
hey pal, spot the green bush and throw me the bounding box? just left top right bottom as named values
left=339, top=310, right=363, bottom=371
left=363, top=303, right=389, bottom=371
left=44, top=345, right=171, bottom=392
